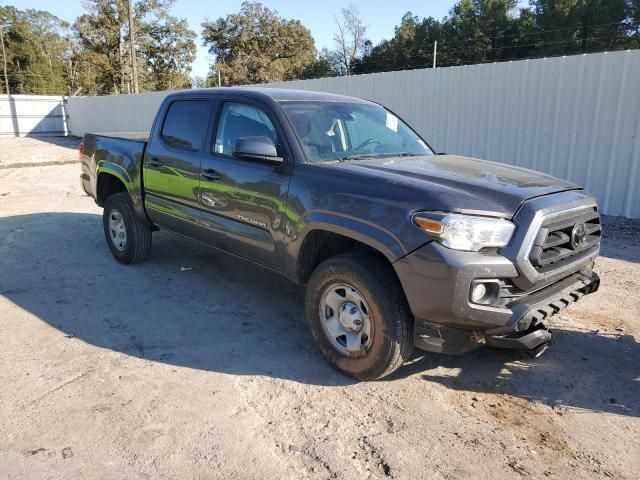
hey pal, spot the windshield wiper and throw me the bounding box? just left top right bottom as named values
left=338, top=155, right=371, bottom=162
left=398, top=152, right=421, bottom=157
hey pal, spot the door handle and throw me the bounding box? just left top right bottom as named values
left=201, top=168, right=221, bottom=181
left=147, top=157, right=163, bottom=167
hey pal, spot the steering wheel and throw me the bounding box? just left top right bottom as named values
left=353, top=137, right=381, bottom=152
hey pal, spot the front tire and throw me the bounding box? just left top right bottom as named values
left=103, top=192, right=152, bottom=264
left=305, top=252, right=413, bottom=380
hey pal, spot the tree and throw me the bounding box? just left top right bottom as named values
left=296, top=48, right=339, bottom=79
left=354, top=0, right=637, bottom=75
left=201, top=2, right=317, bottom=85
left=531, top=0, right=630, bottom=56
left=437, top=0, right=520, bottom=65
left=73, top=1, right=128, bottom=94
left=332, top=5, right=367, bottom=75
left=191, top=75, right=207, bottom=88
left=138, top=14, right=196, bottom=91
left=73, top=0, right=196, bottom=94
left=352, top=12, right=442, bottom=73
left=0, top=6, right=71, bottom=94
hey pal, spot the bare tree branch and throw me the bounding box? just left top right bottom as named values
left=332, top=4, right=367, bottom=75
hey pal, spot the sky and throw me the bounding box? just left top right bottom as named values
left=11, top=0, right=470, bottom=77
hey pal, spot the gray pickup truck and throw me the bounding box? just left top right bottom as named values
left=80, top=87, right=601, bottom=380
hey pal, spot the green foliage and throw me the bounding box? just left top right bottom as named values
left=201, top=1, right=317, bottom=85
left=0, top=6, right=70, bottom=94
left=138, top=14, right=196, bottom=91
left=0, top=1, right=196, bottom=95
left=295, top=49, right=340, bottom=79
left=73, top=0, right=196, bottom=94
left=353, top=0, right=639, bottom=74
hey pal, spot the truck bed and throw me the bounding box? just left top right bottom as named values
left=80, top=132, right=149, bottom=205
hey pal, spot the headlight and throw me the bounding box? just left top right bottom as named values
left=412, top=212, right=515, bottom=252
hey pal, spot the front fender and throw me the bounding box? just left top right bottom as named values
left=283, top=210, right=415, bottom=281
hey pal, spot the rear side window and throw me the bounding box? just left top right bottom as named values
left=161, top=100, right=210, bottom=151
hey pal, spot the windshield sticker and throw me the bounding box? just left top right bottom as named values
left=386, top=113, right=398, bottom=132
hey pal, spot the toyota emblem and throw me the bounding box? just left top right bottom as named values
left=571, top=223, right=587, bottom=249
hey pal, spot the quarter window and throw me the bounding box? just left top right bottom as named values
left=161, top=100, right=210, bottom=151
left=214, top=102, right=277, bottom=156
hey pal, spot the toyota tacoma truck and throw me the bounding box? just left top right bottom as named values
left=80, top=88, right=601, bottom=380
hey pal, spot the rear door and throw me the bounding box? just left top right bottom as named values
left=195, top=99, right=293, bottom=269
left=143, top=97, right=214, bottom=234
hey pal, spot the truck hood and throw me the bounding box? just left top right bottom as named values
left=335, top=154, right=579, bottom=217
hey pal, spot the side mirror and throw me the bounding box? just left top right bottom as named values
left=233, top=137, right=283, bottom=164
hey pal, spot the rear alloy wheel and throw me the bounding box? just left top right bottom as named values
left=103, top=192, right=152, bottom=264
left=306, top=252, right=413, bottom=380
left=108, top=208, right=127, bottom=252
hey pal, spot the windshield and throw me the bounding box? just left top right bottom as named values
left=281, top=101, right=433, bottom=162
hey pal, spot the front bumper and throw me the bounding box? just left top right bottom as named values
left=393, top=241, right=599, bottom=354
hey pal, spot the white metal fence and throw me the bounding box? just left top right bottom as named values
left=67, top=91, right=168, bottom=136
left=67, top=50, right=640, bottom=218
left=0, top=95, right=68, bottom=136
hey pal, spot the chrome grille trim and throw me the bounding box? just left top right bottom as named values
left=500, top=191, right=600, bottom=291
left=529, top=207, right=601, bottom=272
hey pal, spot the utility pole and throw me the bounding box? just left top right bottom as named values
left=127, top=0, right=139, bottom=94
left=0, top=26, right=10, bottom=95
left=432, top=41, right=437, bottom=69
left=217, top=68, right=221, bottom=87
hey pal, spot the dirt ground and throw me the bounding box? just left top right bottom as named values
left=0, top=137, right=81, bottom=169
left=0, top=138, right=639, bottom=479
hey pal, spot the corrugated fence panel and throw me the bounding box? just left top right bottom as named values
left=0, top=94, right=68, bottom=136
left=67, top=90, right=171, bottom=137
left=66, top=50, right=640, bottom=218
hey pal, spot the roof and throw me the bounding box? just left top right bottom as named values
left=180, top=87, right=371, bottom=104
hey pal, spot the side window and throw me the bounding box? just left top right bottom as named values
left=214, top=102, right=277, bottom=156
left=161, top=100, right=210, bottom=151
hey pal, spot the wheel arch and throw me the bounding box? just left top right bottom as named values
left=96, top=163, right=148, bottom=223
left=288, top=213, right=406, bottom=285
left=96, top=168, right=129, bottom=206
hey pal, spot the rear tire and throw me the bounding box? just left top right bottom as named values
left=305, top=252, right=413, bottom=380
left=103, top=192, right=152, bottom=264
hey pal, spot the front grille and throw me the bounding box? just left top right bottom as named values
left=529, top=206, right=601, bottom=274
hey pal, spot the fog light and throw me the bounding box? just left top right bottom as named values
left=469, top=280, right=500, bottom=305
left=471, top=283, right=487, bottom=303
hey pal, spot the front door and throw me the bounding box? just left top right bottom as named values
left=195, top=100, right=292, bottom=270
